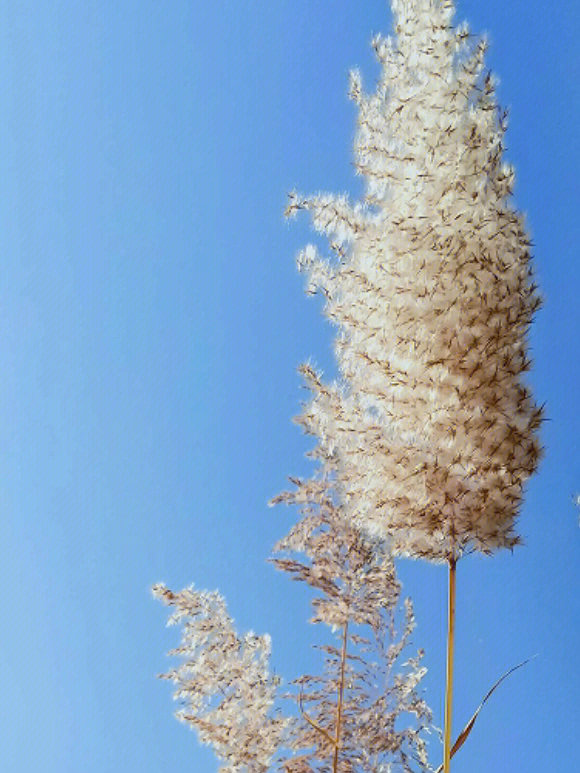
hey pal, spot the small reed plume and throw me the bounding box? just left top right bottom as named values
left=152, top=584, right=286, bottom=772
left=271, top=467, right=433, bottom=772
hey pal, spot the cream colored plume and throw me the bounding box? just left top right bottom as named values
left=288, top=0, right=542, bottom=562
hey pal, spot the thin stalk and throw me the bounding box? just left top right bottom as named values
left=443, top=556, right=457, bottom=773
left=333, top=620, right=349, bottom=773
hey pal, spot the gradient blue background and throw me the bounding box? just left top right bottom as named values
left=0, top=1, right=578, bottom=771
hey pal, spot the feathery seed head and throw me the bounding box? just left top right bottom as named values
left=289, top=0, right=542, bottom=562
left=152, top=583, right=285, bottom=771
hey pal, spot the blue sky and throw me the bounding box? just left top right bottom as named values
left=0, top=1, right=578, bottom=771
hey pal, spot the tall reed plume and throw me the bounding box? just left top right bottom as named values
left=286, top=0, right=542, bottom=768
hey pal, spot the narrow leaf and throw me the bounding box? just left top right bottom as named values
left=434, top=655, right=537, bottom=773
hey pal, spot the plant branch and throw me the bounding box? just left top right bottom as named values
left=298, top=688, right=337, bottom=747
left=333, top=621, right=349, bottom=773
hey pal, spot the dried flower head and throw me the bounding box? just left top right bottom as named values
left=289, top=0, right=542, bottom=561
left=271, top=464, right=433, bottom=771
left=152, top=584, right=286, bottom=772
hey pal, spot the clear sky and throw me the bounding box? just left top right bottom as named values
left=0, top=1, right=578, bottom=771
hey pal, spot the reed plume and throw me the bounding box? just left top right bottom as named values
left=153, top=498, right=434, bottom=771
left=152, top=584, right=286, bottom=772
left=271, top=465, right=433, bottom=771
left=287, top=0, right=541, bottom=561
left=286, top=1, right=542, bottom=768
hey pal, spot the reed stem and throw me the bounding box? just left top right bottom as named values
left=333, top=621, right=349, bottom=773
left=443, top=556, right=457, bottom=773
